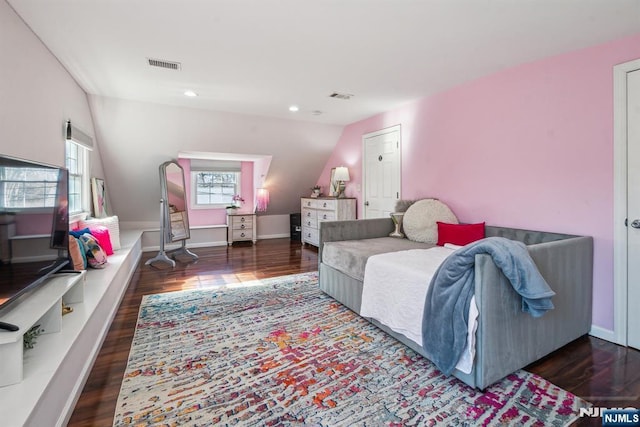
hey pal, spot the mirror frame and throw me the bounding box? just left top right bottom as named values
left=160, top=160, right=191, bottom=242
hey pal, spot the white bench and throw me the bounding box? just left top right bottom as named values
left=0, top=230, right=143, bottom=427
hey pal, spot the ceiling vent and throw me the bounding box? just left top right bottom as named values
left=329, top=92, right=354, bottom=100
left=147, top=58, right=181, bottom=70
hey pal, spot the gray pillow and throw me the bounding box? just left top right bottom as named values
left=403, top=199, right=458, bottom=243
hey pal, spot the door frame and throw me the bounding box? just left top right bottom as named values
left=361, top=124, right=402, bottom=219
left=613, top=58, right=640, bottom=346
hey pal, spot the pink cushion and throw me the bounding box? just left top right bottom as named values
left=89, top=226, right=114, bottom=255
left=437, top=222, right=485, bottom=246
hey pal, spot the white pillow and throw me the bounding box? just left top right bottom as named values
left=402, top=199, right=458, bottom=243
left=79, top=215, right=121, bottom=250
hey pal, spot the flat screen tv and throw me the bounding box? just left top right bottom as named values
left=0, top=155, right=70, bottom=325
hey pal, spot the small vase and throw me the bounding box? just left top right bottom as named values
left=226, top=208, right=238, bottom=215
left=389, top=212, right=405, bottom=238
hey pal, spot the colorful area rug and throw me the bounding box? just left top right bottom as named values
left=114, top=272, right=587, bottom=426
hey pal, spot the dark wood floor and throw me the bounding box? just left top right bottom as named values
left=68, top=238, right=639, bottom=426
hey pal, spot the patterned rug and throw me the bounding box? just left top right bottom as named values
left=114, top=272, right=587, bottom=426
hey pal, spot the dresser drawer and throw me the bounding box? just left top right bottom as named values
left=301, top=198, right=315, bottom=209
left=316, top=211, right=336, bottom=222
left=302, top=228, right=319, bottom=246
left=315, top=199, right=336, bottom=210
left=303, top=217, right=318, bottom=229
left=302, top=208, right=317, bottom=220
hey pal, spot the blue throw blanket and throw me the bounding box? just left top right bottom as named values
left=421, top=237, right=555, bottom=376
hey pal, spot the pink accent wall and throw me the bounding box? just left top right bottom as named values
left=179, top=159, right=254, bottom=227
left=320, top=33, right=640, bottom=331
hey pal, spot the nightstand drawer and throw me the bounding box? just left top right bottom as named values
left=231, top=221, right=253, bottom=230
left=231, top=215, right=253, bottom=225
left=232, top=229, right=253, bottom=240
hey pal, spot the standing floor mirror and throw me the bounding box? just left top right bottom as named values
left=146, top=160, right=198, bottom=268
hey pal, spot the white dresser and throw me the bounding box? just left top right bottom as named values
left=227, top=213, right=257, bottom=245
left=301, top=197, right=356, bottom=247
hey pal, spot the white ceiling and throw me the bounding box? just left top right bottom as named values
left=8, top=0, right=640, bottom=125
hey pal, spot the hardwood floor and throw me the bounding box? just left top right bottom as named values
left=68, top=238, right=639, bottom=426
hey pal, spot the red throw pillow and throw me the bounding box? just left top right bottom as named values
left=437, top=222, right=486, bottom=246
left=89, top=226, right=114, bottom=255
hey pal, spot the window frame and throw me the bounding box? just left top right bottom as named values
left=190, top=170, right=241, bottom=209
left=65, top=139, right=91, bottom=220
left=0, top=166, right=60, bottom=213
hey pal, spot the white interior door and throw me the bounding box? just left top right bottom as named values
left=362, top=126, right=401, bottom=219
left=627, top=69, right=640, bottom=350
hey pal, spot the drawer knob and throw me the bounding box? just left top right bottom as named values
left=240, top=217, right=245, bottom=222
left=241, top=232, right=246, bottom=237
left=323, top=214, right=327, bottom=219
left=240, top=224, right=245, bottom=229
left=323, top=202, right=327, bottom=207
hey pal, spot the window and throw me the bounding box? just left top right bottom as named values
left=65, top=139, right=90, bottom=215
left=192, top=171, right=240, bottom=207
left=0, top=166, right=59, bottom=209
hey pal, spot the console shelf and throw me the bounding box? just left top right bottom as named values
left=0, top=271, right=85, bottom=387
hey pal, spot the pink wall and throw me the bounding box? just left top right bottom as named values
left=320, top=33, right=640, bottom=331
left=179, top=159, right=254, bottom=227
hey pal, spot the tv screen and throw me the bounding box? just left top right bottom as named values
left=0, top=155, right=69, bottom=313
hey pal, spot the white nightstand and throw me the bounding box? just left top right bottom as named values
left=227, top=213, right=257, bottom=245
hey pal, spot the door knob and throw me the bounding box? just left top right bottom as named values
left=365, top=201, right=370, bottom=206
left=631, top=219, right=640, bottom=228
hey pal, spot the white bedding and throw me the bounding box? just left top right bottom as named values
left=360, top=247, right=479, bottom=374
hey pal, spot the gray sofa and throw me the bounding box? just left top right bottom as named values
left=318, top=218, right=594, bottom=390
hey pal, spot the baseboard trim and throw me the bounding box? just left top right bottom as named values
left=589, top=325, right=621, bottom=345
left=258, top=233, right=290, bottom=240
left=142, top=241, right=228, bottom=252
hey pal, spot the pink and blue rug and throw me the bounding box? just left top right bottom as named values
left=114, top=272, right=587, bottom=426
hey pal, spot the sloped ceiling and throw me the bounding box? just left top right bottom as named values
left=6, top=1, right=640, bottom=221
left=88, top=96, right=343, bottom=220
left=8, top=0, right=640, bottom=125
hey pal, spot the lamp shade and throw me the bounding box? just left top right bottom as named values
left=256, top=188, right=269, bottom=212
left=334, top=166, right=350, bottom=182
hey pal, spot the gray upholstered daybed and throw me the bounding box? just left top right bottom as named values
left=318, top=218, right=594, bottom=390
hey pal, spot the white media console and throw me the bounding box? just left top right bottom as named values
left=0, top=270, right=85, bottom=387
left=0, top=231, right=142, bottom=427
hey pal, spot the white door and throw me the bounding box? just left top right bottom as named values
left=627, top=69, right=640, bottom=349
left=362, top=125, right=401, bottom=219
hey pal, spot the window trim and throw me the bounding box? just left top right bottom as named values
left=0, top=167, right=60, bottom=211
left=190, top=170, right=241, bottom=209
left=65, top=139, right=91, bottom=216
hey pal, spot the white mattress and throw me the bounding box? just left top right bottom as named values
left=360, top=247, right=478, bottom=374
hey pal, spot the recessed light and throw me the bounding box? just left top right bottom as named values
left=184, top=90, right=198, bottom=97
left=289, top=105, right=299, bottom=112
